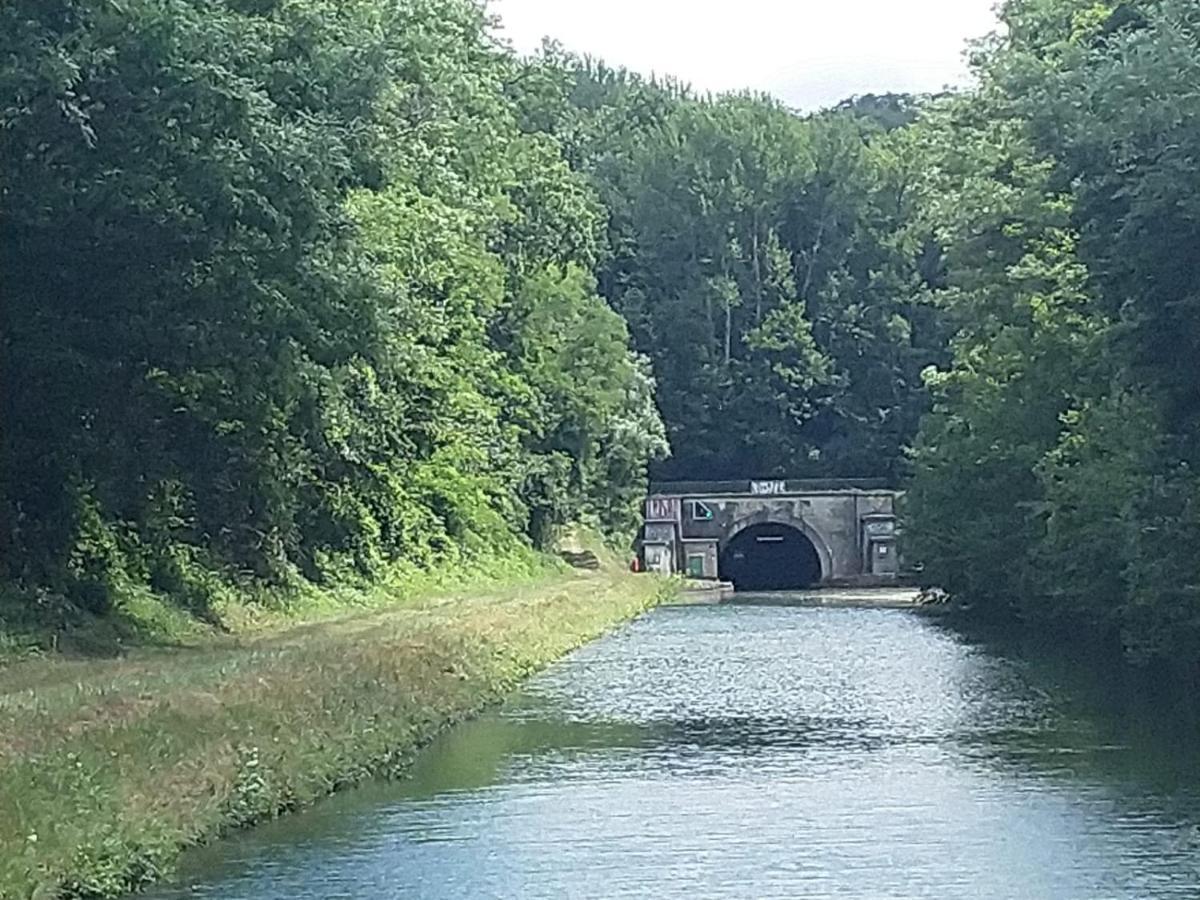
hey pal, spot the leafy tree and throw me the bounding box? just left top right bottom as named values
left=905, top=0, right=1200, bottom=666
left=526, top=62, right=945, bottom=481
left=8, top=0, right=1200, bottom=677
left=0, top=0, right=666, bottom=624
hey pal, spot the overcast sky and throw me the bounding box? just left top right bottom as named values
left=490, top=0, right=1001, bottom=111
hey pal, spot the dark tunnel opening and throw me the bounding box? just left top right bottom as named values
left=719, top=523, right=823, bottom=591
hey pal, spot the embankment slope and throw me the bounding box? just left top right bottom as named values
left=0, top=567, right=671, bottom=898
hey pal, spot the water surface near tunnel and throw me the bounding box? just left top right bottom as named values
left=148, top=598, right=1200, bottom=899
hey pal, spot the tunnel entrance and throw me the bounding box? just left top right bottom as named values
left=719, top=523, right=823, bottom=591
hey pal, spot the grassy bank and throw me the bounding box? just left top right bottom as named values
left=0, top=562, right=673, bottom=899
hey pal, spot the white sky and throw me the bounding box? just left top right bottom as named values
left=490, top=0, right=1001, bottom=111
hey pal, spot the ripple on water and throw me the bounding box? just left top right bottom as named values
left=149, top=602, right=1200, bottom=900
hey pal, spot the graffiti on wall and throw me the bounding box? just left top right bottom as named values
left=750, top=480, right=787, bottom=496
left=645, top=496, right=681, bottom=522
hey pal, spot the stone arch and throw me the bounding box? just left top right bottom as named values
left=720, top=512, right=834, bottom=586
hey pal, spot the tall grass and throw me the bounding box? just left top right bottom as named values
left=0, top=556, right=671, bottom=898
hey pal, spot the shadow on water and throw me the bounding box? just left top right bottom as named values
left=148, top=602, right=1200, bottom=900
left=930, top=619, right=1200, bottom=794
left=655, top=713, right=898, bottom=755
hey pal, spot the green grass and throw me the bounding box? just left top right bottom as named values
left=0, top=553, right=673, bottom=899
left=0, top=544, right=562, bottom=666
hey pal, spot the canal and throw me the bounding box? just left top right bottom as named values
left=149, top=597, right=1200, bottom=899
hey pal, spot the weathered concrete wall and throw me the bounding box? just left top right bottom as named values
left=643, top=482, right=900, bottom=585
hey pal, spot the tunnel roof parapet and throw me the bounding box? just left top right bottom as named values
left=648, top=478, right=897, bottom=497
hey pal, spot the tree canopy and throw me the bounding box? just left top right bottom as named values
left=3, top=0, right=1199, bottom=669
left=0, top=0, right=665, bottom=618
left=904, top=0, right=1200, bottom=664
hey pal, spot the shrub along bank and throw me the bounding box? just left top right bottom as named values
left=0, top=563, right=673, bottom=899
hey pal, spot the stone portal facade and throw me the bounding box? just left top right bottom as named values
left=641, top=479, right=900, bottom=586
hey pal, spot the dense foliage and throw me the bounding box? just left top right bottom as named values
left=905, top=0, right=1200, bottom=666
left=513, top=62, right=947, bottom=480
left=4, top=0, right=1198, bottom=670
left=1, top=0, right=665, bottom=621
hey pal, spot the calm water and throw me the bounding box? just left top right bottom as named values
left=150, top=598, right=1200, bottom=899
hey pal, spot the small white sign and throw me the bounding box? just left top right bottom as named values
left=750, top=480, right=787, bottom=495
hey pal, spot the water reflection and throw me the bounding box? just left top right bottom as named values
left=148, top=599, right=1200, bottom=899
